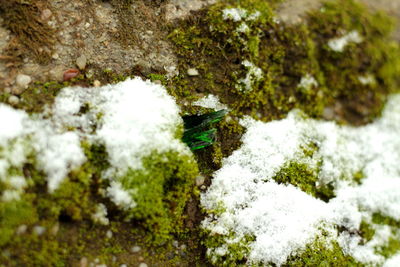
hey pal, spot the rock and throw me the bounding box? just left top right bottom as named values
left=8, top=95, right=20, bottom=105
left=63, top=69, right=80, bottom=81
left=195, top=175, right=205, bottom=186
left=80, top=257, right=88, bottom=267
left=106, top=230, right=113, bottom=239
left=138, top=263, right=148, bottom=267
left=33, top=225, right=46, bottom=236
left=93, top=80, right=101, bottom=87
left=131, top=245, right=141, bottom=253
left=16, top=224, right=27, bottom=235
left=52, top=53, right=59, bottom=60
left=49, top=65, right=66, bottom=81
left=15, top=74, right=31, bottom=90
left=76, top=55, right=87, bottom=70
left=187, top=68, right=199, bottom=76
left=41, top=9, right=52, bottom=21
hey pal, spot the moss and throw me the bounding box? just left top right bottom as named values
left=0, top=0, right=55, bottom=65
left=359, top=220, right=375, bottom=244
left=285, top=238, right=362, bottom=267
left=372, top=213, right=400, bottom=228
left=169, top=0, right=400, bottom=126
left=377, top=237, right=400, bottom=258
left=118, top=151, right=198, bottom=244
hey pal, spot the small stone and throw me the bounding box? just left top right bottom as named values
left=16, top=224, right=27, bottom=235
left=33, top=225, right=46, bottom=236
left=172, top=240, right=179, bottom=248
left=15, top=74, right=31, bottom=90
left=50, top=223, right=59, bottom=235
left=93, top=80, right=101, bottom=87
left=138, top=263, right=148, bottom=267
left=41, top=9, right=52, bottom=21
left=106, top=230, right=113, bottom=239
left=120, top=265, right=127, bottom=267
left=63, top=69, right=80, bottom=81
left=200, top=185, right=206, bottom=190
left=131, top=245, right=141, bottom=253
left=8, top=95, right=19, bottom=105
left=4, top=87, right=11, bottom=94
left=138, top=256, right=144, bottom=261
left=180, top=244, right=187, bottom=250
left=76, top=55, right=87, bottom=70
left=153, top=80, right=162, bottom=85
left=195, top=175, right=205, bottom=187
left=187, top=68, right=199, bottom=76
left=80, top=257, right=88, bottom=267
left=322, top=107, right=335, bottom=120
left=52, top=53, right=59, bottom=59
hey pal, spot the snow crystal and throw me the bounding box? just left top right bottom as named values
left=193, top=94, right=228, bottom=110
left=327, top=31, right=363, bottom=52
left=106, top=181, right=136, bottom=210
left=222, top=8, right=248, bottom=22
left=298, top=74, right=318, bottom=91
left=236, top=60, right=263, bottom=92
left=92, top=203, right=110, bottom=225
left=202, top=94, right=400, bottom=265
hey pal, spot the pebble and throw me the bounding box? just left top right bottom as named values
left=33, top=225, right=46, bottom=236
left=41, top=9, right=52, bottom=21
left=322, top=107, right=335, bottom=120
left=93, top=80, right=101, bottom=87
left=52, top=53, right=59, bottom=60
left=187, top=68, right=199, bottom=76
left=106, top=230, right=113, bottom=239
left=195, top=175, right=205, bottom=186
left=131, top=245, right=141, bottom=253
left=172, top=240, right=179, bottom=248
left=16, top=224, right=27, bottom=235
left=15, top=74, right=32, bottom=90
left=80, top=257, right=88, bottom=267
left=50, top=223, right=59, bottom=236
left=120, top=265, right=127, bottom=267
left=8, top=95, right=20, bottom=105
left=63, top=69, right=80, bottom=81
left=138, top=263, right=148, bottom=267
left=76, top=55, right=87, bottom=70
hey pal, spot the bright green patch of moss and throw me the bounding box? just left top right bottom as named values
left=372, top=213, right=400, bottom=228
left=118, top=151, right=198, bottom=244
left=285, top=238, right=362, bottom=267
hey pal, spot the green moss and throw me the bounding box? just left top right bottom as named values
left=377, top=237, right=400, bottom=258
left=169, top=0, right=400, bottom=126
left=285, top=239, right=361, bottom=267
left=372, top=213, right=400, bottom=228
left=359, top=220, right=375, bottom=244
left=118, top=151, right=198, bottom=244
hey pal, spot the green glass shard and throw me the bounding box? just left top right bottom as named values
left=182, top=110, right=227, bottom=151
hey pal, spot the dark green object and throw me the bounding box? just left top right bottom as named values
left=182, top=110, right=227, bottom=150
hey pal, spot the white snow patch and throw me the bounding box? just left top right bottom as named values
left=193, top=95, right=228, bottom=110
left=202, top=94, right=400, bottom=265
left=222, top=8, right=248, bottom=22
left=92, top=203, right=110, bottom=225
left=0, top=78, right=188, bottom=200
left=384, top=253, right=400, bottom=267
left=298, top=74, right=318, bottom=91
left=236, top=60, right=263, bottom=92
left=358, top=75, right=375, bottom=85
left=327, top=31, right=363, bottom=52
left=107, top=181, right=136, bottom=210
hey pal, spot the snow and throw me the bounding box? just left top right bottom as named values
left=384, top=253, right=400, bottom=267
left=201, top=94, right=400, bottom=265
left=327, top=31, right=363, bottom=52
left=298, top=74, right=318, bottom=91
left=92, top=203, right=110, bottom=226
left=0, top=78, right=189, bottom=206
left=222, top=8, right=248, bottom=22
left=193, top=94, right=228, bottom=110
left=236, top=60, right=263, bottom=92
